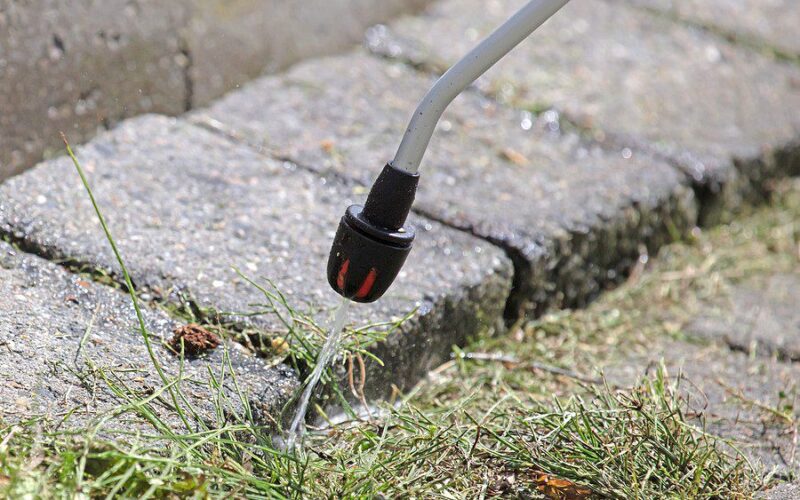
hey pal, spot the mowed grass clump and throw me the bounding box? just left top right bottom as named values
left=294, top=365, right=757, bottom=498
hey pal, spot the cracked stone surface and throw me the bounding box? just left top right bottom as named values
left=607, top=341, right=800, bottom=475
left=688, top=273, right=800, bottom=361
left=369, top=0, right=800, bottom=216
left=193, top=50, right=696, bottom=317
left=622, top=0, right=800, bottom=57
left=0, top=115, right=512, bottom=402
left=0, top=240, right=296, bottom=430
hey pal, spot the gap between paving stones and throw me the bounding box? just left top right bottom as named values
left=198, top=90, right=696, bottom=326
left=617, top=1, right=800, bottom=66
left=191, top=49, right=699, bottom=323
left=366, top=36, right=800, bottom=228
left=0, top=0, right=435, bottom=181
left=0, top=240, right=298, bottom=432
left=613, top=0, right=800, bottom=64
left=0, top=115, right=512, bottom=411
left=0, top=230, right=259, bottom=364
left=365, top=0, right=800, bottom=226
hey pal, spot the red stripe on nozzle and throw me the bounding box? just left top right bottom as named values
left=336, top=259, right=350, bottom=290
left=355, top=268, right=378, bottom=299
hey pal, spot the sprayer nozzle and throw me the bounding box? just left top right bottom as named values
left=327, top=163, right=419, bottom=303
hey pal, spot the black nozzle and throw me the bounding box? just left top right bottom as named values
left=327, top=163, right=419, bottom=303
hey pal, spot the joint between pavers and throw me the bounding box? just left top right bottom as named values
left=353, top=49, right=710, bottom=319
left=194, top=50, right=704, bottom=326
left=0, top=228, right=260, bottom=357
left=618, top=0, right=800, bottom=66
left=178, top=36, right=195, bottom=113
left=191, top=113, right=522, bottom=332
left=365, top=28, right=800, bottom=229
left=363, top=36, right=702, bottom=185
left=723, top=338, right=800, bottom=365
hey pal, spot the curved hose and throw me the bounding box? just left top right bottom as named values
left=391, top=0, right=571, bottom=173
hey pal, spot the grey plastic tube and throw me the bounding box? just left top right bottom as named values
left=391, top=0, right=571, bottom=173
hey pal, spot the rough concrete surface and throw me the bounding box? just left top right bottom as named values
left=186, top=0, right=433, bottom=106
left=194, top=50, right=697, bottom=317
left=0, top=0, right=432, bottom=181
left=620, top=0, right=800, bottom=57
left=607, top=341, right=800, bottom=475
left=0, top=115, right=512, bottom=403
left=370, top=0, right=800, bottom=217
left=760, top=482, right=800, bottom=500
left=0, top=241, right=296, bottom=431
left=688, top=273, right=800, bottom=361
left=0, top=0, right=187, bottom=180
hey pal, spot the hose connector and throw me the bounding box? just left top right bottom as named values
left=327, top=164, right=419, bottom=302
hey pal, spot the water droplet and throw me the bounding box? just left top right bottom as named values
left=705, top=45, right=721, bottom=63
left=520, top=111, right=533, bottom=130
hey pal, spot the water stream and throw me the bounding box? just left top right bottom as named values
left=285, top=296, right=351, bottom=450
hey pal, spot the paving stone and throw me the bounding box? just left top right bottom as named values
left=621, top=0, right=800, bottom=57
left=186, top=0, right=433, bottom=106
left=0, top=0, right=432, bottom=181
left=0, top=114, right=512, bottom=403
left=0, top=240, right=296, bottom=430
left=369, top=0, right=800, bottom=219
left=0, top=0, right=187, bottom=180
left=688, top=273, right=800, bottom=361
left=607, top=341, right=800, bottom=475
left=193, top=51, right=696, bottom=317
left=760, top=482, right=800, bottom=500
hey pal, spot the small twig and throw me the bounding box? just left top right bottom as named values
left=456, top=352, right=602, bottom=384
left=347, top=353, right=357, bottom=400
left=716, top=378, right=796, bottom=425
left=355, top=352, right=372, bottom=421
left=469, top=424, right=481, bottom=460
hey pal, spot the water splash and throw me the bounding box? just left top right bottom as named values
left=286, top=296, right=351, bottom=450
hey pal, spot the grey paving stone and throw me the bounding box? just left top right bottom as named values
left=688, top=273, right=800, bottom=361
left=193, top=50, right=696, bottom=317
left=0, top=240, right=296, bottom=430
left=760, top=482, right=800, bottom=500
left=621, top=0, right=800, bottom=57
left=186, top=0, right=433, bottom=106
left=369, top=0, right=800, bottom=219
left=607, top=341, right=800, bottom=475
left=0, top=0, right=432, bottom=181
left=0, top=0, right=187, bottom=180
left=0, top=114, right=512, bottom=403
